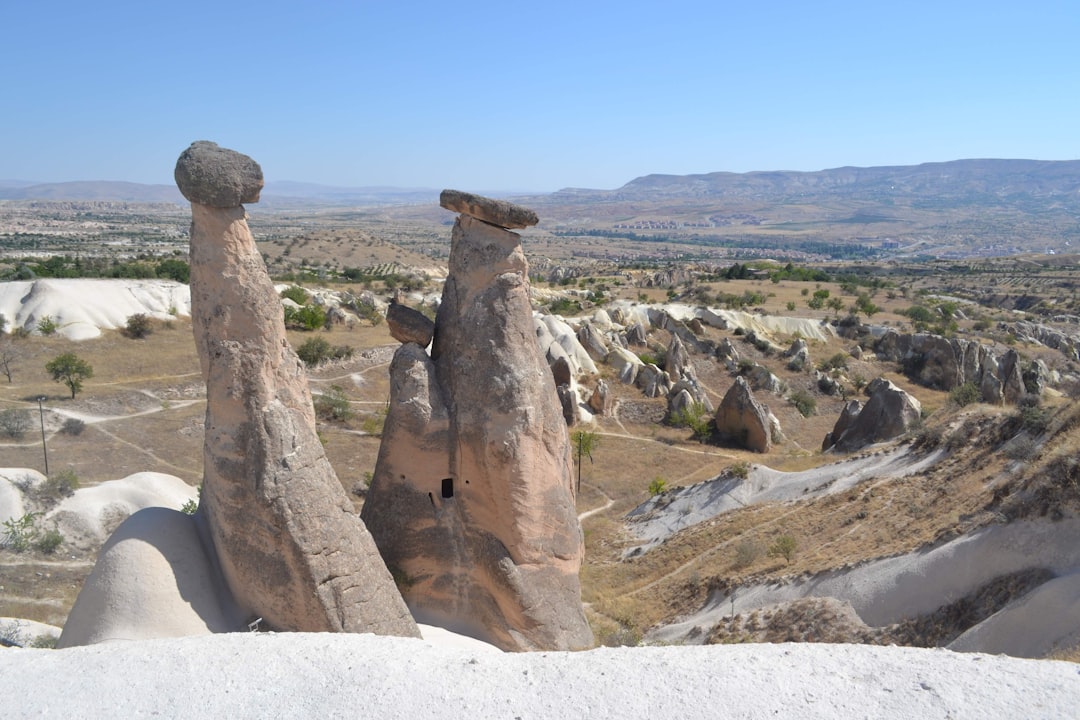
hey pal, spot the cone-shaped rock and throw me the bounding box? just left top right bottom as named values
left=363, top=198, right=592, bottom=651
left=715, top=376, right=777, bottom=453
left=185, top=144, right=418, bottom=637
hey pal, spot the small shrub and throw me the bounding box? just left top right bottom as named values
left=2, top=513, right=39, bottom=552
left=314, top=385, right=354, bottom=422
left=124, top=313, right=153, bottom=339
left=284, top=304, right=327, bottom=331
left=297, top=336, right=332, bottom=365
left=790, top=390, right=817, bottom=417
left=669, top=401, right=711, bottom=440
left=36, top=315, right=58, bottom=336
left=1019, top=401, right=1050, bottom=435
left=733, top=539, right=763, bottom=569
left=819, top=352, right=849, bottom=372
left=362, top=406, right=388, bottom=436
left=34, top=528, right=63, bottom=555
left=0, top=408, right=32, bottom=438
left=768, top=535, right=798, bottom=564
left=948, top=382, right=980, bottom=408
left=180, top=499, right=198, bottom=515
left=729, top=461, right=751, bottom=479
left=648, top=476, right=668, bottom=496
left=60, top=417, right=86, bottom=436
left=41, top=469, right=79, bottom=502
left=280, top=285, right=310, bottom=304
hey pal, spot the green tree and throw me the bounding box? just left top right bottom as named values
left=45, top=352, right=94, bottom=399
left=571, top=430, right=600, bottom=494
left=768, top=535, right=798, bottom=564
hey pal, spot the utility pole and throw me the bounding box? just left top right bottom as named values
left=36, top=396, right=48, bottom=476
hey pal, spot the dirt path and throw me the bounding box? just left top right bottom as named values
left=578, top=482, right=615, bottom=522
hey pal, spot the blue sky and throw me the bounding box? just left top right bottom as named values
left=2, top=1, right=1078, bottom=191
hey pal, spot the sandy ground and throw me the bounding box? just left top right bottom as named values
left=1, top=632, right=1078, bottom=718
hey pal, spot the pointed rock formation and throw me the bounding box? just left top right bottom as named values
left=362, top=192, right=592, bottom=652
left=666, top=334, right=691, bottom=383
left=60, top=142, right=418, bottom=647
left=715, top=377, right=779, bottom=453
left=588, top=378, right=614, bottom=415
left=824, top=378, right=922, bottom=452
left=181, top=142, right=418, bottom=637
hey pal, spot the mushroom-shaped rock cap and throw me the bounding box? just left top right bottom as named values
left=174, top=141, right=264, bottom=207
left=440, top=189, right=538, bottom=229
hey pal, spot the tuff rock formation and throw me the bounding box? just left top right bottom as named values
left=588, top=378, right=615, bottom=415
left=361, top=192, right=592, bottom=652
left=876, top=331, right=1027, bottom=403
left=715, top=377, right=780, bottom=453
left=666, top=334, right=691, bottom=383
left=182, top=142, right=418, bottom=637
left=824, top=378, right=922, bottom=452
left=61, top=143, right=418, bottom=647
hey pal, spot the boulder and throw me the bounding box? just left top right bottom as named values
left=747, top=364, right=787, bottom=395
left=174, top=141, right=263, bottom=207
left=822, top=400, right=862, bottom=451
left=637, top=363, right=671, bottom=398
left=387, top=302, right=435, bottom=346
left=715, top=377, right=777, bottom=453
left=439, top=189, right=539, bottom=229
left=607, top=346, right=643, bottom=385
left=557, top=384, right=580, bottom=426
left=626, top=322, right=648, bottom=346
left=577, top=323, right=610, bottom=361
left=551, top=356, right=573, bottom=387
left=827, top=378, right=922, bottom=452
left=362, top=199, right=592, bottom=652
left=588, top=379, right=614, bottom=415
left=666, top=334, right=691, bottom=383
left=785, top=338, right=810, bottom=371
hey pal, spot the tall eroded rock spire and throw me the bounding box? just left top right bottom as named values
left=362, top=190, right=593, bottom=651
left=177, top=141, right=418, bottom=637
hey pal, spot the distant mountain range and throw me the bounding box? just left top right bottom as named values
left=5, top=158, right=1080, bottom=210
left=544, top=159, right=1080, bottom=203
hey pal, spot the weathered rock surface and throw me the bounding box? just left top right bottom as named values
left=62, top=144, right=418, bottom=646
left=588, top=379, right=614, bottom=415
left=785, top=338, right=810, bottom=371
left=715, top=377, right=779, bottom=453
left=607, top=346, right=643, bottom=385
left=187, top=168, right=418, bottom=637
left=825, top=378, right=922, bottom=452
left=387, top=302, right=435, bottom=346
left=822, top=400, right=862, bottom=451
left=362, top=201, right=592, bottom=652
left=439, top=189, right=539, bottom=229
left=59, top=508, right=240, bottom=647
left=666, top=334, right=691, bottom=383
left=876, top=330, right=1028, bottom=404
left=626, top=322, right=648, bottom=346
left=174, top=141, right=263, bottom=207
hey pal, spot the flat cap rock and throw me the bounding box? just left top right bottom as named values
left=440, top=189, right=538, bottom=229
left=175, top=141, right=264, bottom=207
